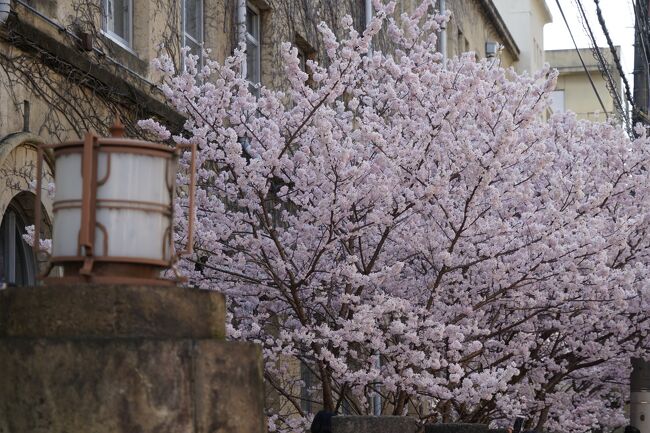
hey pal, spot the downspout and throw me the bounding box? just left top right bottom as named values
left=364, top=0, right=372, bottom=53
left=237, top=0, right=247, bottom=79
left=364, top=0, right=372, bottom=28
left=439, top=0, right=447, bottom=61
left=0, top=0, right=10, bottom=25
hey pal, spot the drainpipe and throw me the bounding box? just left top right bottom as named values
left=365, top=0, right=372, bottom=52
left=365, top=0, right=372, bottom=28
left=439, top=0, right=447, bottom=61
left=237, top=0, right=246, bottom=79
left=0, top=0, right=10, bottom=25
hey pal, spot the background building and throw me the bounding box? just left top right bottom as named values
left=546, top=47, right=623, bottom=122
left=441, top=0, right=521, bottom=66
left=493, top=0, right=552, bottom=74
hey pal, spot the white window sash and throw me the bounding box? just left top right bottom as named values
left=244, top=2, right=261, bottom=86
left=103, top=0, right=133, bottom=49
left=182, top=0, right=204, bottom=69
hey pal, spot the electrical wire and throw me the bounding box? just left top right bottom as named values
left=553, top=0, right=610, bottom=117
left=573, top=0, right=630, bottom=131
left=630, top=0, right=650, bottom=124
left=631, top=0, right=650, bottom=67
left=593, top=0, right=634, bottom=107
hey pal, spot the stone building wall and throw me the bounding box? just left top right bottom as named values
left=0, top=0, right=369, bottom=289
left=445, top=0, right=519, bottom=67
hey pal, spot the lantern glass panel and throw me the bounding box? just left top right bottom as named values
left=95, top=208, right=170, bottom=261
left=52, top=208, right=81, bottom=257
left=54, top=153, right=82, bottom=201
left=97, top=153, right=171, bottom=204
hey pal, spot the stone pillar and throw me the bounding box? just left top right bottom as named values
left=332, top=416, right=419, bottom=433
left=0, top=284, right=266, bottom=433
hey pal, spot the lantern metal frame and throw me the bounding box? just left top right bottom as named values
left=33, top=121, right=196, bottom=285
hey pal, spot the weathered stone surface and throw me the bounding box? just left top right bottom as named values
left=425, top=424, right=489, bottom=433
left=0, top=284, right=225, bottom=339
left=0, top=338, right=265, bottom=433
left=194, top=341, right=266, bottom=433
left=332, top=416, right=419, bottom=433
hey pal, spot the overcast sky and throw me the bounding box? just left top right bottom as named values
left=544, top=0, right=635, bottom=85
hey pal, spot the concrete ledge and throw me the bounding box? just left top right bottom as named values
left=0, top=338, right=265, bottom=433
left=0, top=284, right=226, bottom=339
left=332, top=416, right=419, bottom=433
left=425, top=424, right=489, bottom=433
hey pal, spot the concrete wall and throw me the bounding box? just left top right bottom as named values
left=546, top=47, right=623, bottom=123
left=493, top=0, right=552, bottom=74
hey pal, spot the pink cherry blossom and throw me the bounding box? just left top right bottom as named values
left=143, top=2, right=650, bottom=431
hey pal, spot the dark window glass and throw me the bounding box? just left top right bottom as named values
left=0, top=208, right=36, bottom=287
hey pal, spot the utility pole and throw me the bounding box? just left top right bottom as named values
left=633, top=0, right=650, bottom=126
left=631, top=2, right=650, bottom=427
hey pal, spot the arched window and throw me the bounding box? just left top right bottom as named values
left=0, top=197, right=37, bottom=287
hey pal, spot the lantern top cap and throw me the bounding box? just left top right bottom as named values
left=109, top=118, right=125, bottom=138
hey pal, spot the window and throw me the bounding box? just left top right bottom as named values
left=103, top=0, right=133, bottom=48
left=550, top=90, right=566, bottom=114
left=295, top=35, right=316, bottom=87
left=246, top=3, right=261, bottom=94
left=183, top=0, right=204, bottom=66
left=297, top=47, right=307, bottom=72
left=0, top=206, right=36, bottom=287
left=300, top=362, right=314, bottom=414
left=370, top=355, right=382, bottom=415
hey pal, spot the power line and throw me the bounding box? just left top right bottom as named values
left=573, top=0, right=630, bottom=131
left=631, top=0, right=650, bottom=67
left=593, top=0, right=634, bottom=108
left=553, top=0, right=610, bottom=116
left=630, top=0, right=650, bottom=125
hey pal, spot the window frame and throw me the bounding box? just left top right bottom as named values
left=102, top=0, right=134, bottom=50
left=294, top=35, right=316, bottom=88
left=550, top=89, right=566, bottom=114
left=0, top=205, right=36, bottom=287
left=182, top=0, right=204, bottom=69
left=245, top=2, right=262, bottom=89
left=297, top=46, right=307, bottom=72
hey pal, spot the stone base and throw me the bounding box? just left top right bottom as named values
left=425, top=424, right=489, bottom=433
left=0, top=285, right=265, bottom=433
left=332, top=416, right=420, bottom=433
left=0, top=284, right=226, bottom=339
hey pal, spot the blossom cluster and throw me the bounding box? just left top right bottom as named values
left=143, top=1, right=650, bottom=431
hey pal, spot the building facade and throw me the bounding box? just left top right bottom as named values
left=545, top=47, right=624, bottom=123
left=0, top=0, right=371, bottom=286
left=0, top=0, right=538, bottom=288
left=443, top=0, right=520, bottom=67
left=493, top=0, right=552, bottom=74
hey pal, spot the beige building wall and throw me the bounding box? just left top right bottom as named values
left=546, top=47, right=623, bottom=123
left=493, top=0, right=552, bottom=74
left=0, top=0, right=365, bottom=291
left=444, top=0, right=520, bottom=67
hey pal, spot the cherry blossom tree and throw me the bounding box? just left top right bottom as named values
left=141, top=1, right=650, bottom=431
